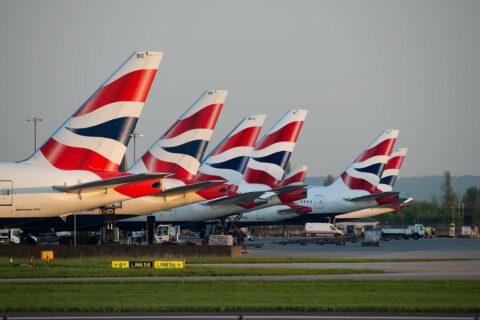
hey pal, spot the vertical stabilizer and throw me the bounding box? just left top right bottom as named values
left=280, top=165, right=308, bottom=186
left=25, top=51, right=163, bottom=172
left=130, top=90, right=227, bottom=180
left=196, top=114, right=267, bottom=183
left=334, top=129, right=399, bottom=193
left=377, top=148, right=408, bottom=192
left=243, top=109, right=307, bottom=188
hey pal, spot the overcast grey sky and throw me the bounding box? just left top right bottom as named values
left=0, top=0, right=479, bottom=177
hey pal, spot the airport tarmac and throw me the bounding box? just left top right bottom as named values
left=246, top=237, right=480, bottom=259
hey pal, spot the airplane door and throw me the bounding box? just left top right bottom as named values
left=0, top=181, right=13, bottom=206
left=315, top=195, right=323, bottom=209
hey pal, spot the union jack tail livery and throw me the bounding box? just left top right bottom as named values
left=243, top=109, right=308, bottom=188
left=196, top=114, right=267, bottom=183
left=280, top=165, right=308, bottom=186
left=25, top=51, right=163, bottom=172
left=131, top=90, right=227, bottom=180
left=377, top=148, right=408, bottom=192
left=335, top=129, right=399, bottom=193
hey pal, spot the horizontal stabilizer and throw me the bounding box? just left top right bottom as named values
left=53, top=173, right=170, bottom=193
left=278, top=204, right=311, bottom=215
left=345, top=191, right=399, bottom=202
left=269, top=183, right=306, bottom=195
left=205, top=183, right=307, bottom=207
left=379, top=197, right=413, bottom=209
left=155, top=180, right=226, bottom=197
left=204, top=191, right=267, bottom=206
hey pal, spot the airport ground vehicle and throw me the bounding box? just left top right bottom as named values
left=0, top=228, right=37, bottom=244
left=461, top=226, right=479, bottom=238
left=381, top=224, right=425, bottom=240
left=304, top=223, right=343, bottom=236
left=361, top=230, right=381, bottom=246
left=0, top=228, right=21, bottom=244
left=154, top=225, right=181, bottom=244
left=449, top=223, right=456, bottom=237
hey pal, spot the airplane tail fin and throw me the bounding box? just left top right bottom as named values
left=25, top=51, right=163, bottom=172
left=131, top=90, right=227, bottom=180
left=377, top=147, right=408, bottom=192
left=195, top=114, right=267, bottom=183
left=280, top=165, right=308, bottom=186
left=333, top=129, right=399, bottom=193
left=243, top=109, right=308, bottom=188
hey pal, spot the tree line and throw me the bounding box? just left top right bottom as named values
left=376, top=171, right=480, bottom=226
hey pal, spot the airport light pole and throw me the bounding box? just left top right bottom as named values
left=130, top=132, right=144, bottom=163
left=74, top=213, right=76, bottom=247
left=27, top=117, right=43, bottom=151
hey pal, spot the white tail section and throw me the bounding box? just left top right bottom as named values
left=130, top=90, right=227, bottom=181
left=24, top=51, right=163, bottom=172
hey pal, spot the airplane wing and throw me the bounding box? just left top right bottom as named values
left=52, top=173, right=171, bottom=193
left=154, top=180, right=227, bottom=197
left=345, top=191, right=399, bottom=202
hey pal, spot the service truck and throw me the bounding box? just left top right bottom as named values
left=381, top=224, right=425, bottom=240
left=154, top=224, right=181, bottom=244
left=0, top=228, right=22, bottom=244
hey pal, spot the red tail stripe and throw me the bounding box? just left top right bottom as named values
left=142, top=152, right=195, bottom=180
left=162, top=104, right=223, bottom=139
left=254, top=121, right=304, bottom=150
left=213, top=126, right=262, bottom=155
left=74, top=69, right=157, bottom=117
left=384, top=155, right=405, bottom=170
left=341, top=172, right=376, bottom=194
left=244, top=167, right=280, bottom=188
left=40, top=139, right=119, bottom=172
left=355, top=138, right=397, bottom=163
left=280, top=171, right=306, bottom=187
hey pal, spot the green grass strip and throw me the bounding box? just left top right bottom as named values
left=0, top=261, right=381, bottom=278
left=2, top=256, right=467, bottom=267
left=0, top=280, right=478, bottom=312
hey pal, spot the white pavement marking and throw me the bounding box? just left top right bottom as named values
left=6, top=316, right=477, bottom=320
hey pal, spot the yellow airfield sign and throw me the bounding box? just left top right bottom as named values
left=154, top=260, right=185, bottom=269
left=112, top=260, right=185, bottom=269
left=111, top=261, right=129, bottom=268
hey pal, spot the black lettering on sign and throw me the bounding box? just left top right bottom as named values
left=129, top=261, right=153, bottom=268
left=136, top=53, right=145, bottom=59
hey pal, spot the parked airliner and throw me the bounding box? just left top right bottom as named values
left=0, top=51, right=165, bottom=219
left=234, top=130, right=402, bottom=225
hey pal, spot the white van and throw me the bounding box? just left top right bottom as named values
left=304, top=223, right=343, bottom=236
